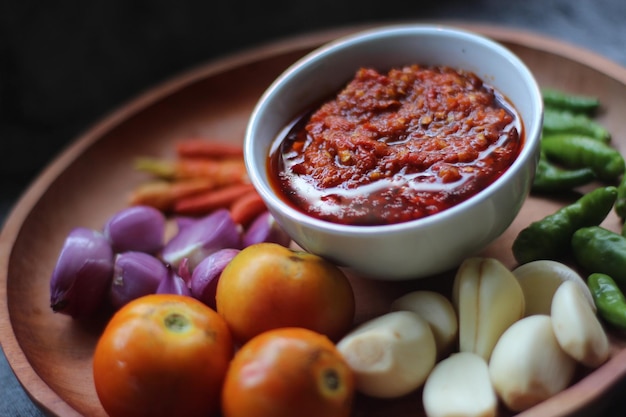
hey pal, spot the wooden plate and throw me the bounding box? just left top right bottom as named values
left=3, top=22, right=626, bottom=417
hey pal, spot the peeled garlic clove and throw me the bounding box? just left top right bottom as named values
left=190, top=248, right=240, bottom=309
left=390, top=290, right=458, bottom=357
left=50, top=227, right=114, bottom=318
left=110, top=251, right=168, bottom=309
left=337, top=310, right=436, bottom=399
left=423, top=352, right=497, bottom=417
left=513, top=260, right=595, bottom=316
left=453, top=257, right=525, bottom=361
left=103, top=205, right=166, bottom=254
left=161, top=208, right=241, bottom=271
left=489, top=315, right=576, bottom=412
left=551, top=280, right=610, bottom=368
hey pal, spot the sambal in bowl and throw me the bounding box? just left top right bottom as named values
left=244, top=24, right=543, bottom=280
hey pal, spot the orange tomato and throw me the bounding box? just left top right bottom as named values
left=93, top=294, right=233, bottom=417
left=221, top=327, right=355, bottom=417
left=216, top=242, right=355, bottom=344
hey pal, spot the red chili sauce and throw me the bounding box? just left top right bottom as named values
left=269, top=65, right=523, bottom=226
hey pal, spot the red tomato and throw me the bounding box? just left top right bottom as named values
left=93, top=294, right=233, bottom=417
left=216, top=242, right=355, bottom=344
left=221, top=327, right=355, bottom=417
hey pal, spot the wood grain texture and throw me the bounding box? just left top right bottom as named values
left=2, top=22, right=626, bottom=417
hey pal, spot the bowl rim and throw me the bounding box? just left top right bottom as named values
left=244, top=23, right=544, bottom=236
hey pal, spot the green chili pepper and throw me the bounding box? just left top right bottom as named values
left=587, top=273, right=626, bottom=330
left=512, top=186, right=617, bottom=264
left=572, top=226, right=626, bottom=287
left=615, top=174, right=626, bottom=220
left=542, top=108, right=610, bottom=142
left=542, top=132, right=609, bottom=144
left=542, top=88, right=600, bottom=115
left=541, top=135, right=625, bottom=182
left=532, top=152, right=596, bottom=192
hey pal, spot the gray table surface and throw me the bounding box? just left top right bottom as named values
left=3, top=0, right=626, bottom=415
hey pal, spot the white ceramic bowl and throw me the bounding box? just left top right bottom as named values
left=244, top=24, right=543, bottom=280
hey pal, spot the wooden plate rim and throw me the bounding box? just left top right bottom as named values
left=2, top=21, right=626, bottom=417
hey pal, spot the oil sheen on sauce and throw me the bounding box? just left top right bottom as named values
left=269, top=65, right=523, bottom=226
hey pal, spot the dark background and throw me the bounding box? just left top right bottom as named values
left=3, top=0, right=626, bottom=415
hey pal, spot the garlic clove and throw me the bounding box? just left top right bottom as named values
left=513, top=260, right=595, bottom=316
left=337, top=310, right=436, bottom=399
left=551, top=280, right=610, bottom=368
left=423, top=352, right=497, bottom=417
left=452, top=257, right=525, bottom=361
left=489, top=315, right=577, bottom=412
left=390, top=290, right=458, bottom=358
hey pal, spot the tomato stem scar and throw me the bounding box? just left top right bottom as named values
left=164, top=312, right=191, bottom=333
left=323, top=368, right=340, bottom=391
